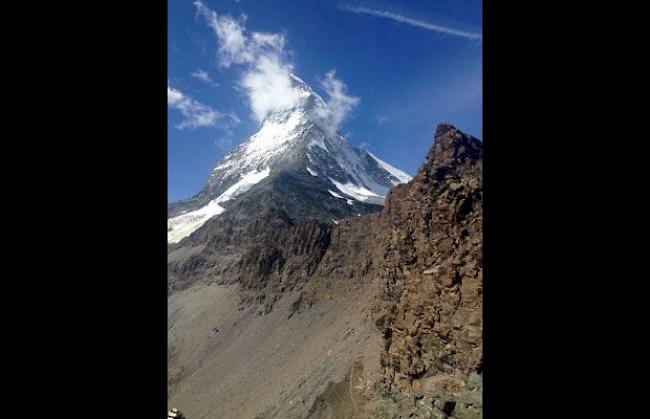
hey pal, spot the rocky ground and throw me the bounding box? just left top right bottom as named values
left=168, top=124, right=483, bottom=418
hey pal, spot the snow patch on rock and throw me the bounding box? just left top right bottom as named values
left=168, top=168, right=271, bottom=243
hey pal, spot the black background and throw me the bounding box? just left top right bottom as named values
left=6, top=1, right=634, bottom=417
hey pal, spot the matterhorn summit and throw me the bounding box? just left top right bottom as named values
left=168, top=74, right=411, bottom=244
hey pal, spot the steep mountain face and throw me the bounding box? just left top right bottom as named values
left=168, top=75, right=411, bottom=245
left=168, top=123, right=482, bottom=419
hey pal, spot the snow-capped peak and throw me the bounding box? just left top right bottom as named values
left=168, top=73, right=412, bottom=244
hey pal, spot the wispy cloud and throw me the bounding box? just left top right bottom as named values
left=191, top=69, right=220, bottom=87
left=215, top=130, right=234, bottom=151
left=314, top=69, right=360, bottom=137
left=168, top=84, right=239, bottom=130
left=375, top=115, right=391, bottom=125
left=337, top=4, right=481, bottom=41
left=194, top=0, right=301, bottom=122
left=194, top=0, right=360, bottom=134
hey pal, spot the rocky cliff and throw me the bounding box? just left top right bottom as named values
left=369, top=124, right=483, bottom=418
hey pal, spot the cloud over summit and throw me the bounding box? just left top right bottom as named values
left=194, top=0, right=298, bottom=122
left=314, top=70, right=360, bottom=137
left=194, top=0, right=359, bottom=134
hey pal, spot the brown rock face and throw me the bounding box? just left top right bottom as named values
left=167, top=210, right=333, bottom=298
left=368, top=124, right=483, bottom=417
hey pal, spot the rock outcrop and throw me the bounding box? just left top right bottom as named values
left=368, top=124, right=483, bottom=418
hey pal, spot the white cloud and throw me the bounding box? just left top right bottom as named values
left=313, top=69, right=360, bottom=137
left=215, top=130, right=234, bottom=151
left=168, top=85, right=219, bottom=129
left=191, top=69, right=219, bottom=87
left=338, top=4, right=482, bottom=41
left=358, top=141, right=371, bottom=150
left=194, top=2, right=251, bottom=67
left=194, top=1, right=361, bottom=134
left=240, top=55, right=302, bottom=122
left=251, top=32, right=286, bottom=52
left=194, top=0, right=303, bottom=123
left=226, top=112, right=241, bottom=125
left=375, top=115, right=391, bottom=125
left=168, top=84, right=239, bottom=130
left=194, top=1, right=286, bottom=68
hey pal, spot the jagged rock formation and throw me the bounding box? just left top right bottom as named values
left=368, top=124, right=483, bottom=418
left=168, top=123, right=482, bottom=419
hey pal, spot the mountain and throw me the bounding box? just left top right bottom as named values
left=168, top=75, right=411, bottom=244
left=168, top=123, right=482, bottom=419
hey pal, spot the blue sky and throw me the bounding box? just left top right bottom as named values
left=168, top=0, right=482, bottom=202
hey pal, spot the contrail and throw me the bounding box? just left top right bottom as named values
left=338, top=4, right=482, bottom=41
